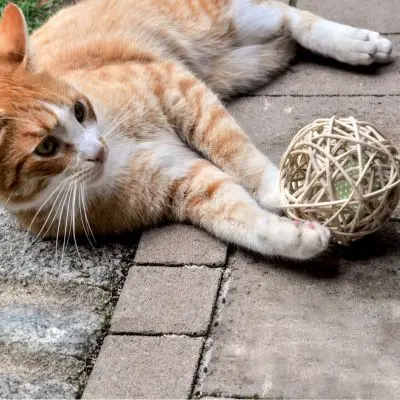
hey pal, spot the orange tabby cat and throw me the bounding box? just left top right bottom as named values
left=0, top=1, right=392, bottom=259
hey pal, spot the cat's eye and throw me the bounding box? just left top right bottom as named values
left=35, top=137, right=60, bottom=157
left=74, top=101, right=86, bottom=123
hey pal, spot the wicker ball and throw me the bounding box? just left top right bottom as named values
left=280, top=116, right=400, bottom=245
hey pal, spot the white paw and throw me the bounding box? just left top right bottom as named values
left=258, top=217, right=331, bottom=260
left=258, top=189, right=282, bottom=214
left=312, top=21, right=393, bottom=66
left=256, top=162, right=282, bottom=214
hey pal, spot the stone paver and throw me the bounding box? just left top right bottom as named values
left=0, top=279, right=113, bottom=398
left=0, top=282, right=109, bottom=357
left=201, top=222, right=400, bottom=398
left=111, top=266, right=221, bottom=334
left=1, top=344, right=83, bottom=399
left=83, top=335, right=203, bottom=399
left=259, top=35, right=400, bottom=95
left=297, top=0, right=400, bottom=33
left=135, top=224, right=227, bottom=266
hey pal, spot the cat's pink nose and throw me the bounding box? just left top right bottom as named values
left=87, top=146, right=106, bottom=164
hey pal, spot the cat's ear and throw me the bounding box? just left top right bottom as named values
left=0, top=3, right=32, bottom=68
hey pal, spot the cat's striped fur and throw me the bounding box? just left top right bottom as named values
left=0, top=0, right=392, bottom=259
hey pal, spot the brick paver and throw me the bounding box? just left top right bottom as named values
left=83, top=335, right=203, bottom=399
left=110, top=266, right=221, bottom=334
left=135, top=224, right=227, bottom=266
left=297, top=0, right=400, bottom=33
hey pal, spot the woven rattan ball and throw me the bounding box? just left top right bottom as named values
left=280, top=116, right=400, bottom=245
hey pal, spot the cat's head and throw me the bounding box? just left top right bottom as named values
left=0, top=4, right=107, bottom=212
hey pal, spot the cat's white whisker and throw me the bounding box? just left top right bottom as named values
left=52, top=187, right=71, bottom=267
left=26, top=178, right=69, bottom=237
left=22, top=178, right=73, bottom=255
left=103, top=115, right=130, bottom=141
left=78, top=183, right=95, bottom=249
left=61, top=182, right=75, bottom=263
left=102, top=99, right=135, bottom=139
left=0, top=180, right=67, bottom=271
left=39, top=173, right=81, bottom=240
left=37, top=174, right=81, bottom=238
left=81, top=181, right=96, bottom=244
left=103, top=110, right=133, bottom=140
left=55, top=182, right=74, bottom=266
left=3, top=191, right=15, bottom=208
left=71, top=183, right=83, bottom=263
left=35, top=181, right=70, bottom=240
left=41, top=190, right=68, bottom=241
left=102, top=97, right=134, bottom=139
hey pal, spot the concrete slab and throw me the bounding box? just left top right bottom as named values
left=111, top=266, right=221, bottom=334
left=201, top=222, right=400, bottom=398
left=227, top=95, right=400, bottom=219
left=298, top=0, right=400, bottom=33
left=258, top=35, right=400, bottom=96
left=83, top=335, right=203, bottom=399
left=227, top=95, right=400, bottom=166
left=135, top=224, right=227, bottom=266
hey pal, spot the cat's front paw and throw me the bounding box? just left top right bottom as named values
left=259, top=217, right=331, bottom=260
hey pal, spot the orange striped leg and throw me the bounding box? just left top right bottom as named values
left=171, top=160, right=330, bottom=260
left=151, top=63, right=281, bottom=212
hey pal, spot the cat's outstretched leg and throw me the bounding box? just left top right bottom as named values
left=149, top=62, right=281, bottom=212
left=231, top=0, right=392, bottom=66
left=171, top=159, right=330, bottom=260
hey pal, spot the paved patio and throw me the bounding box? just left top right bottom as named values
left=1, top=0, right=400, bottom=398
left=82, top=1, right=400, bottom=398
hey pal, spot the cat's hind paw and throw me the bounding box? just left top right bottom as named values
left=313, top=21, right=393, bottom=66
left=344, top=28, right=393, bottom=65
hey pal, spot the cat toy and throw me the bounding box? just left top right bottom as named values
left=280, top=116, right=400, bottom=245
